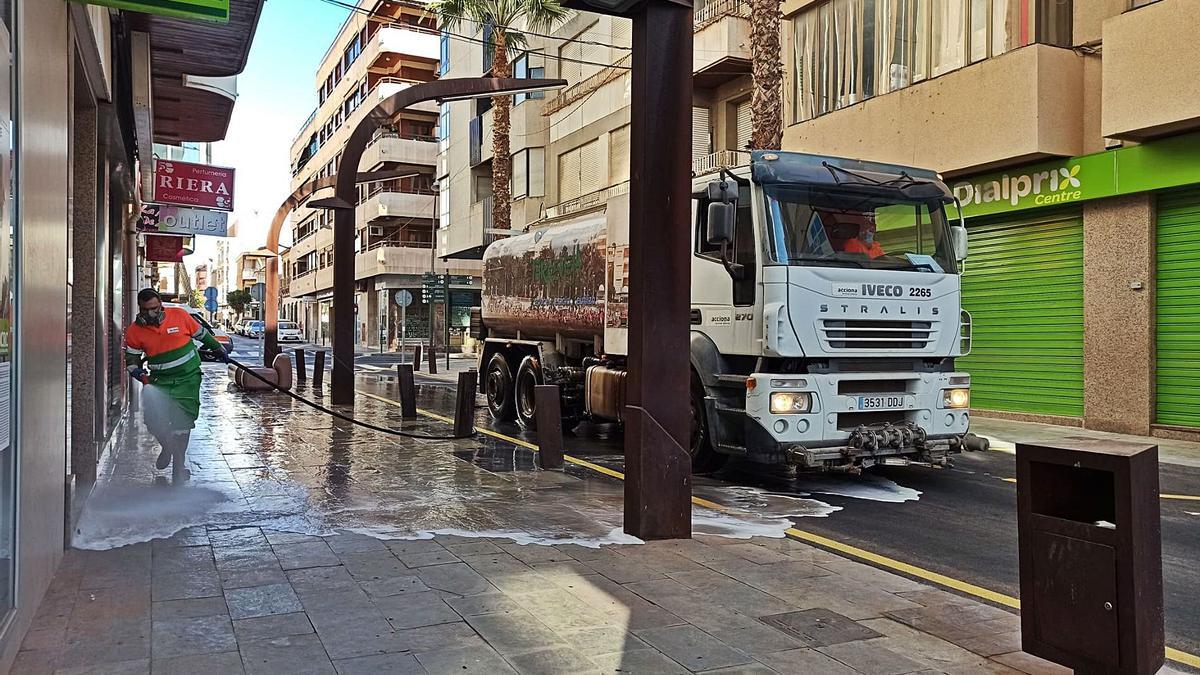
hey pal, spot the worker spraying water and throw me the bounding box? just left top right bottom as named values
left=124, top=288, right=229, bottom=474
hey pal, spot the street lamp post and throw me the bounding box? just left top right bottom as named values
left=563, top=0, right=695, bottom=540
left=319, top=78, right=566, bottom=406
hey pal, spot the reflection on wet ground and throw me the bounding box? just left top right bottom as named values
left=77, top=368, right=877, bottom=550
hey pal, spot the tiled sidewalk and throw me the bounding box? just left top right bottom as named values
left=15, top=528, right=1070, bottom=675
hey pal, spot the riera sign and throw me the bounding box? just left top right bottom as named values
left=153, top=159, right=235, bottom=212
left=137, top=204, right=229, bottom=237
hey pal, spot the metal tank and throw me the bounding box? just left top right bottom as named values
left=481, top=212, right=609, bottom=341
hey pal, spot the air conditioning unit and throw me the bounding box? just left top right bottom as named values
left=368, top=225, right=384, bottom=237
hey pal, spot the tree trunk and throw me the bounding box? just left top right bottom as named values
left=491, top=31, right=513, bottom=231
left=749, top=0, right=782, bottom=150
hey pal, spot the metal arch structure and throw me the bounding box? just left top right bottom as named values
left=323, top=78, right=566, bottom=405
left=261, top=168, right=426, bottom=366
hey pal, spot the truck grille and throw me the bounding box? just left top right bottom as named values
left=819, top=319, right=935, bottom=351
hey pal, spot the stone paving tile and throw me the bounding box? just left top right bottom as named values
left=390, top=621, right=482, bottom=653
left=702, top=665, right=780, bottom=675
left=307, top=607, right=406, bottom=660
left=634, top=624, right=754, bottom=672
left=240, top=634, right=336, bottom=675
left=286, top=564, right=358, bottom=591
left=587, top=649, right=691, bottom=674
left=331, top=652, right=426, bottom=675
left=457, top=552, right=536, bottom=578
left=498, top=543, right=576, bottom=565
left=151, top=650, right=245, bottom=675
left=224, top=582, right=303, bottom=619
left=214, top=549, right=280, bottom=575
left=414, top=643, right=517, bottom=675
left=721, top=543, right=796, bottom=565
left=272, top=541, right=342, bottom=570
left=580, top=552, right=668, bottom=585
left=323, top=533, right=388, bottom=555
left=759, top=608, right=882, bottom=647
left=385, top=539, right=447, bottom=555
left=415, top=562, right=492, bottom=596
left=11, top=649, right=59, bottom=675
left=857, top=619, right=986, bottom=671
left=817, top=639, right=931, bottom=675
left=503, top=646, right=602, bottom=675
left=444, top=592, right=524, bottom=617
left=663, top=569, right=797, bottom=617
left=361, top=573, right=431, bottom=598
left=463, top=609, right=566, bottom=655
left=442, top=541, right=504, bottom=557
left=705, top=621, right=804, bottom=658
left=760, top=647, right=861, bottom=674
left=374, top=591, right=461, bottom=630
left=150, top=614, right=237, bottom=659
left=397, top=550, right=461, bottom=568
left=232, top=611, right=315, bottom=643
left=990, top=651, right=1073, bottom=675
left=59, top=618, right=152, bottom=669
left=151, top=546, right=217, bottom=577
left=219, top=565, right=290, bottom=591
left=150, top=596, right=228, bottom=620
left=338, top=552, right=412, bottom=581
left=953, top=630, right=1023, bottom=658
left=206, top=527, right=269, bottom=549
left=55, top=657, right=150, bottom=674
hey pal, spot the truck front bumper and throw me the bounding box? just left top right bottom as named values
left=741, top=370, right=972, bottom=470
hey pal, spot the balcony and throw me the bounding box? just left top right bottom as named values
left=371, top=77, right=439, bottom=114
left=782, top=44, right=1083, bottom=176
left=692, top=150, right=750, bottom=176
left=366, top=25, right=439, bottom=72
left=693, top=0, right=751, bottom=89
left=469, top=109, right=495, bottom=167
left=362, top=133, right=438, bottom=171
left=1102, top=0, right=1200, bottom=140
left=288, top=266, right=332, bottom=298
left=357, top=190, right=437, bottom=227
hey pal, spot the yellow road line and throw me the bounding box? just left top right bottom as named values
left=360, top=389, right=1200, bottom=669
left=996, top=475, right=1200, bottom=502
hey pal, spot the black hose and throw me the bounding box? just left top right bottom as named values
left=225, top=355, right=473, bottom=440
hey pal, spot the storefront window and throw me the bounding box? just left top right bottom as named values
left=791, top=0, right=1066, bottom=123
left=0, top=0, right=14, bottom=619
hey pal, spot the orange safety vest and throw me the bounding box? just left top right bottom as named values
left=844, top=237, right=885, bottom=259
left=124, top=307, right=205, bottom=374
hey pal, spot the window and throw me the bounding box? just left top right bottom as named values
left=694, top=185, right=756, bottom=305
left=511, top=148, right=546, bottom=199
left=438, top=103, right=450, bottom=151
left=513, top=53, right=547, bottom=104
left=609, top=126, right=630, bottom=185
left=438, top=30, right=450, bottom=75
left=557, top=140, right=601, bottom=201
left=343, top=34, right=363, bottom=71
left=791, top=0, right=1063, bottom=123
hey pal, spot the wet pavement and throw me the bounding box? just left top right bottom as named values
left=17, top=364, right=1191, bottom=673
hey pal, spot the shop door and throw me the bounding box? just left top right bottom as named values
left=959, top=212, right=1084, bottom=418
left=1156, top=189, right=1200, bottom=427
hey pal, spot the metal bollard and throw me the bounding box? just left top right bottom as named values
left=294, top=348, right=307, bottom=383
left=397, top=363, right=417, bottom=419
left=534, top=385, right=564, bottom=469
left=427, top=343, right=438, bottom=375
left=453, top=369, right=476, bottom=438
left=413, top=344, right=423, bottom=370
left=313, top=350, right=326, bottom=387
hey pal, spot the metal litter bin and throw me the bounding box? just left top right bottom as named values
left=1016, top=440, right=1163, bottom=675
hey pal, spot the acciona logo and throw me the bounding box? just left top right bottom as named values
left=953, top=164, right=1082, bottom=208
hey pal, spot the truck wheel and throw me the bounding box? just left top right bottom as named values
left=514, top=356, right=541, bottom=430
left=690, top=376, right=727, bottom=473
left=485, top=353, right=517, bottom=421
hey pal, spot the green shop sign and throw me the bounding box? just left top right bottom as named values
left=72, top=0, right=229, bottom=23
left=951, top=132, right=1200, bottom=219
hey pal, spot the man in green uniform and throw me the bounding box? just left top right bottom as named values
left=124, top=288, right=228, bottom=472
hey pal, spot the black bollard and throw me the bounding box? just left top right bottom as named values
left=453, top=369, right=476, bottom=438
left=534, top=385, right=564, bottom=469
left=294, top=348, right=307, bottom=383
left=427, top=342, right=438, bottom=375
left=313, top=350, right=326, bottom=387
left=413, top=343, right=423, bottom=370
left=397, top=363, right=417, bottom=419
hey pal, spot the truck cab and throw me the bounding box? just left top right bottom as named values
left=688, top=151, right=980, bottom=472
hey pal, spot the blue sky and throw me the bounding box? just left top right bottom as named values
left=197, top=0, right=350, bottom=265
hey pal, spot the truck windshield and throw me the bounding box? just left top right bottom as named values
left=763, top=184, right=957, bottom=274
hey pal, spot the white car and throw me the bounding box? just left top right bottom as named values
left=278, top=321, right=303, bottom=342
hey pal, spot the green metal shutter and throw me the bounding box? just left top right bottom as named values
left=959, top=213, right=1084, bottom=417
left=1156, top=189, right=1200, bottom=427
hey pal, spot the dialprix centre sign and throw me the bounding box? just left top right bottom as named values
left=70, top=0, right=230, bottom=23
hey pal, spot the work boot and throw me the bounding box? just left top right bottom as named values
left=155, top=446, right=172, bottom=470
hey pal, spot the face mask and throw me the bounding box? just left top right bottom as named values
left=137, top=308, right=164, bottom=326
left=863, top=230, right=875, bottom=244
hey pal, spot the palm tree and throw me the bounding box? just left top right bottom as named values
left=431, top=0, right=569, bottom=232
left=748, top=0, right=782, bottom=150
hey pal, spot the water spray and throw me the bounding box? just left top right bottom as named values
left=224, top=354, right=473, bottom=441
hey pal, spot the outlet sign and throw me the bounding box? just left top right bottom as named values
left=70, top=0, right=229, bottom=23
left=153, top=159, right=235, bottom=211
left=952, top=131, right=1200, bottom=218
left=137, top=204, right=229, bottom=237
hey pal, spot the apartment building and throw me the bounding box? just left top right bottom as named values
left=438, top=0, right=753, bottom=256
left=284, top=0, right=481, bottom=349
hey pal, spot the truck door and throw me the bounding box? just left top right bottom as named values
left=691, top=185, right=757, bottom=353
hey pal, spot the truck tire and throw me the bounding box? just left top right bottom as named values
left=485, top=353, right=517, bottom=421
left=690, top=375, right=727, bottom=473
left=514, top=356, right=541, bottom=430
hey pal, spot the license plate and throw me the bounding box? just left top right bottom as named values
left=857, top=395, right=905, bottom=410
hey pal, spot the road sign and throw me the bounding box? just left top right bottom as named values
left=204, top=286, right=218, bottom=301
left=250, top=282, right=265, bottom=302
left=421, top=272, right=442, bottom=283
left=422, top=290, right=446, bottom=302
left=449, top=275, right=474, bottom=285
left=204, top=298, right=218, bottom=313
left=394, top=289, right=413, bottom=307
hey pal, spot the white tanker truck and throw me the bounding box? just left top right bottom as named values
left=471, top=151, right=988, bottom=472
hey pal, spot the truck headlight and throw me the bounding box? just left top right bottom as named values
left=943, top=388, right=970, bottom=409
left=770, top=392, right=812, bottom=414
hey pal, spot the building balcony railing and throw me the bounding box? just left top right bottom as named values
left=542, top=181, right=629, bottom=220
left=362, top=132, right=438, bottom=170
left=692, top=150, right=750, bottom=176
left=357, top=190, right=437, bottom=226
left=366, top=24, right=440, bottom=72
left=693, top=0, right=751, bottom=88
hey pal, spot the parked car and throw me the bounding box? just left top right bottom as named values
left=246, top=320, right=265, bottom=339
left=163, top=303, right=232, bottom=361
left=278, top=321, right=303, bottom=342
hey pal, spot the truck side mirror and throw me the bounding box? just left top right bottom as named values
left=951, top=225, right=968, bottom=262
left=706, top=202, right=735, bottom=246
